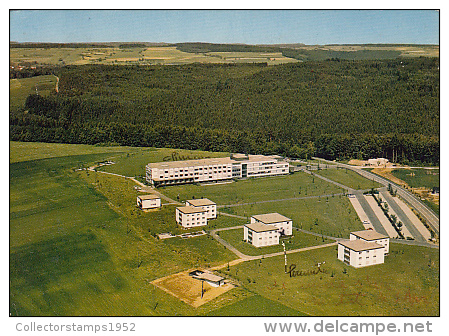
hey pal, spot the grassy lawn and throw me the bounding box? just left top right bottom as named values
left=98, top=147, right=229, bottom=177
left=159, top=172, right=343, bottom=206
left=391, top=168, right=439, bottom=189
left=10, top=145, right=236, bottom=316
left=223, top=243, right=439, bottom=316
left=221, top=196, right=363, bottom=239
left=314, top=167, right=383, bottom=190
left=10, top=141, right=129, bottom=163
left=217, top=228, right=333, bottom=256
left=203, top=293, right=307, bottom=316
left=10, top=75, right=58, bottom=110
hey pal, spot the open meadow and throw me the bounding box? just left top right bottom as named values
left=160, top=172, right=344, bottom=206
left=9, top=141, right=439, bottom=316
left=222, top=243, right=439, bottom=316
left=221, top=196, right=364, bottom=238
left=314, top=167, right=383, bottom=190
left=10, top=75, right=58, bottom=110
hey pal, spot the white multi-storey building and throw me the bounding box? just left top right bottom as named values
left=337, top=230, right=390, bottom=268
left=250, top=213, right=292, bottom=236
left=136, top=195, right=161, bottom=209
left=175, top=206, right=208, bottom=228
left=244, top=223, right=280, bottom=247
left=185, top=198, right=217, bottom=219
left=350, top=230, right=389, bottom=255
left=145, top=154, right=289, bottom=186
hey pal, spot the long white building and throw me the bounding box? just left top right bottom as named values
left=146, top=154, right=289, bottom=186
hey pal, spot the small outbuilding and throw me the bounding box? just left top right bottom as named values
left=137, top=194, right=161, bottom=210
left=189, top=270, right=225, bottom=287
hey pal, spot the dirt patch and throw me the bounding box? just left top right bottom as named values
left=371, top=168, right=407, bottom=187
left=372, top=168, right=439, bottom=206
left=151, top=270, right=235, bottom=307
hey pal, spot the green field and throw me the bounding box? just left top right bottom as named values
left=223, top=243, right=439, bottom=316
left=204, top=293, right=307, bottom=316
left=10, top=141, right=129, bottom=163
left=221, top=196, right=363, bottom=238
left=314, top=168, right=383, bottom=190
left=391, top=168, right=439, bottom=189
left=160, top=172, right=343, bottom=206
left=10, top=75, right=58, bottom=110
left=9, top=141, right=439, bottom=316
left=217, top=228, right=333, bottom=256
left=10, top=143, right=237, bottom=316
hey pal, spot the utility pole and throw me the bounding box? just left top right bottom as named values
left=282, top=241, right=287, bottom=273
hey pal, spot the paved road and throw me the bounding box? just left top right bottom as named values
left=380, top=190, right=426, bottom=242
left=209, top=225, right=339, bottom=262
left=313, top=157, right=439, bottom=235
left=354, top=191, right=389, bottom=236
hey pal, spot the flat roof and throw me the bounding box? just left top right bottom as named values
left=245, top=223, right=279, bottom=233
left=339, top=240, right=384, bottom=252
left=147, top=154, right=285, bottom=170
left=138, top=194, right=160, bottom=200
left=351, top=230, right=388, bottom=241
left=252, top=213, right=291, bottom=224
left=186, top=198, right=216, bottom=206
left=176, top=206, right=207, bottom=214
left=192, top=272, right=225, bottom=283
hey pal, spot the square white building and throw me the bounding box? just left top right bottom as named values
left=137, top=195, right=161, bottom=209
left=244, top=223, right=280, bottom=247
left=250, top=213, right=292, bottom=236
left=350, top=230, right=389, bottom=255
left=338, top=240, right=385, bottom=268
left=176, top=206, right=208, bottom=228
left=185, top=198, right=217, bottom=219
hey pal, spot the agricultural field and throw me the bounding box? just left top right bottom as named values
left=9, top=75, right=58, bottom=110
left=314, top=44, right=439, bottom=58
left=314, top=167, right=383, bottom=190
left=221, top=196, right=364, bottom=238
left=160, top=172, right=343, bottom=206
left=10, top=46, right=300, bottom=66
left=217, top=228, right=333, bottom=256
left=223, top=243, right=439, bottom=316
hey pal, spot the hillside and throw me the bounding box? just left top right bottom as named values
left=10, top=57, right=439, bottom=165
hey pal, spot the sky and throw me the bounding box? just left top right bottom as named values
left=9, top=9, right=439, bottom=45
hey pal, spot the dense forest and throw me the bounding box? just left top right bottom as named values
left=10, top=57, right=439, bottom=164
